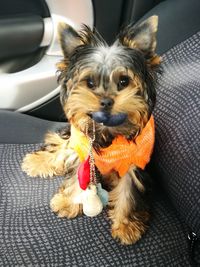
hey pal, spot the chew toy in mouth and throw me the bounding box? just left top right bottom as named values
left=92, top=112, right=127, bottom=126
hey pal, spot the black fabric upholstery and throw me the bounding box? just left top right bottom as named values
left=0, top=144, right=191, bottom=266
left=138, top=0, right=200, bottom=55
left=152, top=32, right=200, bottom=237
left=0, top=111, right=65, bottom=144
left=0, top=15, right=44, bottom=60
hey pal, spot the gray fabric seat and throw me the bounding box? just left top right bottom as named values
left=0, top=143, right=191, bottom=266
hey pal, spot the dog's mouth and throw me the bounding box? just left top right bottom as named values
left=91, top=111, right=127, bottom=127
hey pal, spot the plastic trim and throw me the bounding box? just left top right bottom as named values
left=40, top=17, right=53, bottom=47
left=0, top=0, right=93, bottom=111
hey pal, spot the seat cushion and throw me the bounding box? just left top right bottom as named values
left=0, top=110, right=65, bottom=144
left=152, top=31, right=200, bottom=238
left=0, top=143, right=191, bottom=266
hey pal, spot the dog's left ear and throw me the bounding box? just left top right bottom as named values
left=118, top=16, right=161, bottom=66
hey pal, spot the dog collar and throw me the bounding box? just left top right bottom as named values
left=68, top=116, right=155, bottom=177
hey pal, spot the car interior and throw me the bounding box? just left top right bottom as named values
left=0, top=0, right=199, bottom=266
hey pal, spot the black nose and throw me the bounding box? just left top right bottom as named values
left=100, top=98, right=114, bottom=109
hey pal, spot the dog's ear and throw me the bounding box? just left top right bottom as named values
left=58, top=23, right=105, bottom=59
left=58, top=23, right=82, bottom=58
left=118, top=16, right=161, bottom=66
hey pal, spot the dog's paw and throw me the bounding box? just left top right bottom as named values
left=50, top=193, right=67, bottom=213
left=50, top=193, right=82, bottom=218
left=22, top=152, right=56, bottom=178
left=111, top=219, right=147, bottom=245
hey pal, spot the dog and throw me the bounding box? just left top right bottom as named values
left=22, top=15, right=161, bottom=245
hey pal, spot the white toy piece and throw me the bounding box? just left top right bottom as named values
left=74, top=184, right=103, bottom=217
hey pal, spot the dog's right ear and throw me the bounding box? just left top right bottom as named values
left=58, top=23, right=82, bottom=59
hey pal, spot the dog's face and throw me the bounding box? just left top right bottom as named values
left=57, top=16, right=160, bottom=141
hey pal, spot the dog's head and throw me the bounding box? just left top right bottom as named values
left=57, top=16, right=160, bottom=142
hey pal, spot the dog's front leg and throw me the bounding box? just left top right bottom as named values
left=22, top=129, right=74, bottom=178
left=109, top=167, right=150, bottom=245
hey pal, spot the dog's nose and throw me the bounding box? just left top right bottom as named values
left=100, top=98, right=114, bottom=109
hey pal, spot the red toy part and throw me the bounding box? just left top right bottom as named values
left=78, top=155, right=90, bottom=190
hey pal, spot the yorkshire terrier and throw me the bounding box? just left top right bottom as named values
left=22, top=16, right=161, bottom=245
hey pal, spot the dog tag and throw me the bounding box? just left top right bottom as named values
left=97, top=183, right=108, bottom=207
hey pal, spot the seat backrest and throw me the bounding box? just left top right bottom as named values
left=152, top=31, right=200, bottom=237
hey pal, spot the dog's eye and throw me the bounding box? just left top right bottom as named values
left=86, top=78, right=95, bottom=89
left=118, top=75, right=130, bottom=91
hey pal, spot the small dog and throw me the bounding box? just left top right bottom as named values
left=22, top=16, right=161, bottom=245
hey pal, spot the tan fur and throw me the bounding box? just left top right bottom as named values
left=65, top=86, right=100, bottom=117
left=111, top=217, right=148, bottom=245
left=50, top=176, right=83, bottom=218
left=22, top=132, right=78, bottom=178
left=56, top=61, right=68, bottom=72
left=22, top=17, right=160, bottom=245
left=130, top=167, right=145, bottom=192
left=22, top=66, right=151, bottom=245
left=147, top=54, right=162, bottom=67
left=22, top=130, right=83, bottom=217
left=114, top=86, right=149, bottom=127
left=108, top=167, right=149, bottom=244
left=63, top=68, right=149, bottom=139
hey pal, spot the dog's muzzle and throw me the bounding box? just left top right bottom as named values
left=91, top=111, right=127, bottom=126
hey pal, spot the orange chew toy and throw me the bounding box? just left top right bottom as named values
left=68, top=116, right=155, bottom=177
